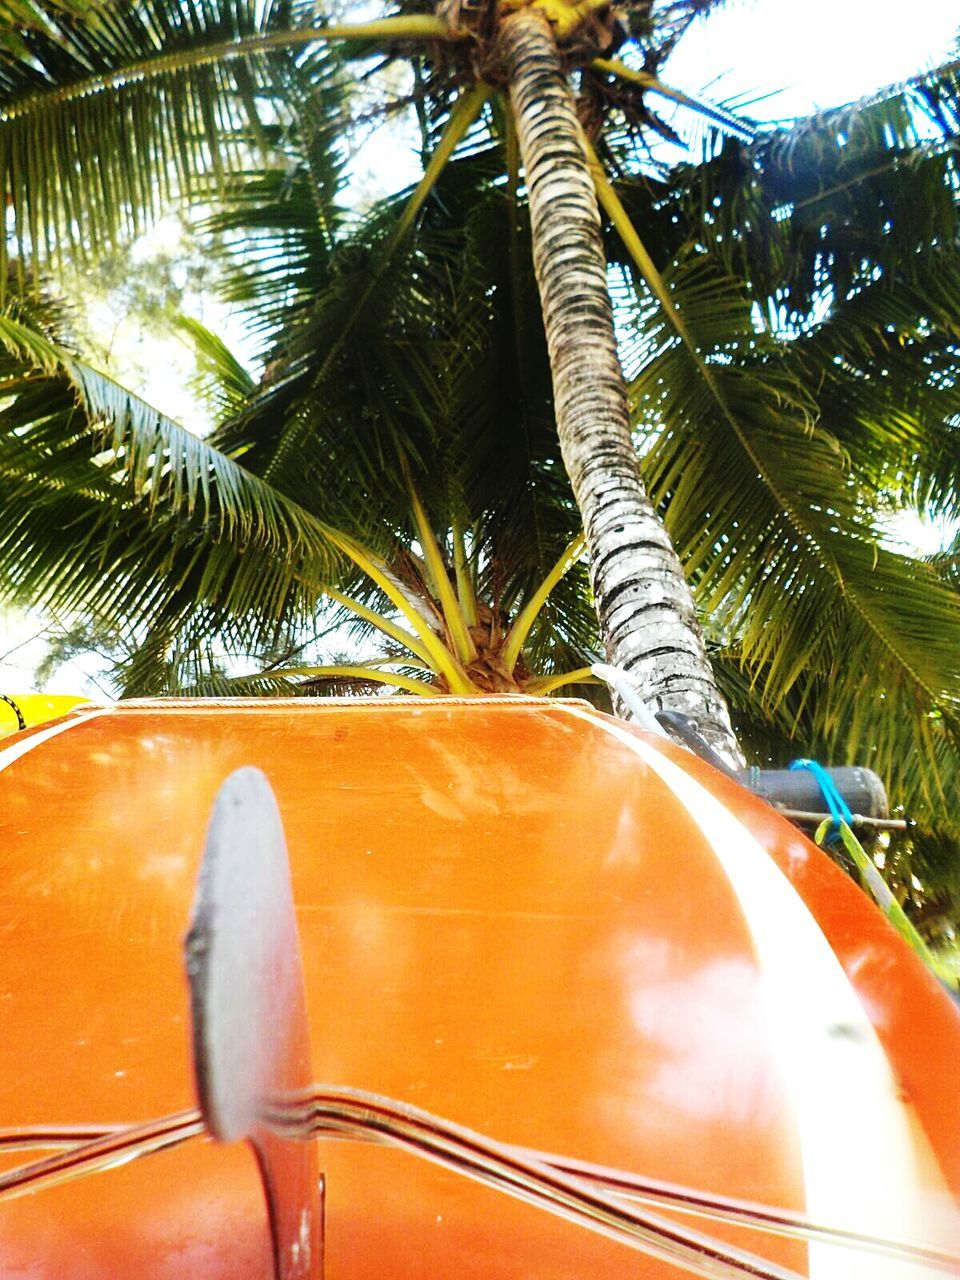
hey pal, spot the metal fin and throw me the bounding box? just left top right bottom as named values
left=186, top=766, right=321, bottom=1279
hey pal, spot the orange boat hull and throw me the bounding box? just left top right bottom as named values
left=0, top=698, right=956, bottom=1277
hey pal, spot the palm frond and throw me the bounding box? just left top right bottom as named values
left=0, top=1, right=281, bottom=280
left=174, top=315, right=256, bottom=420
left=264, top=662, right=441, bottom=696
left=623, top=254, right=960, bottom=815
left=0, top=307, right=349, bottom=639
left=0, top=3, right=457, bottom=283
left=207, top=147, right=588, bottom=599
left=591, top=57, right=756, bottom=142
left=669, top=58, right=960, bottom=324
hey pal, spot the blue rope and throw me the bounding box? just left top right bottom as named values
left=789, top=758, right=853, bottom=840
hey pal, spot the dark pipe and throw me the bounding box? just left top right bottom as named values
left=653, top=712, right=889, bottom=822
left=742, top=765, right=889, bottom=821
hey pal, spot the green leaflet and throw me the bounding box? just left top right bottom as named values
left=815, top=819, right=954, bottom=988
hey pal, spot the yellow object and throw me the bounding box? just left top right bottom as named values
left=501, top=0, right=610, bottom=40
left=0, top=692, right=91, bottom=737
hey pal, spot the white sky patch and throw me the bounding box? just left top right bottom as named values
left=0, top=609, right=115, bottom=700
left=663, top=0, right=959, bottom=122
left=879, top=510, right=957, bottom=557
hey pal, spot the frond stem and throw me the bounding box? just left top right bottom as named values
left=591, top=58, right=755, bottom=141
left=526, top=667, right=599, bottom=694
left=503, top=533, right=585, bottom=673
left=0, top=18, right=461, bottom=124
left=320, top=584, right=435, bottom=668
left=452, top=517, right=478, bottom=629
left=266, top=665, right=445, bottom=696
left=388, top=82, right=492, bottom=249
left=406, top=479, right=476, bottom=663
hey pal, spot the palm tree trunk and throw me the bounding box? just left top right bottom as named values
left=499, top=7, right=742, bottom=766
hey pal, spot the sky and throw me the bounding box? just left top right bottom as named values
left=1, top=0, right=958, bottom=696
left=663, top=0, right=958, bottom=122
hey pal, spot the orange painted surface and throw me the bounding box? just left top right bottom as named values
left=0, top=698, right=956, bottom=1277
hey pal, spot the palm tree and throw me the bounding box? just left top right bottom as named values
left=1, top=0, right=960, bottom=809
left=0, top=0, right=746, bottom=760
left=0, top=249, right=601, bottom=703
left=193, top=49, right=960, bottom=843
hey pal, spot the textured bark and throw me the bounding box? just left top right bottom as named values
left=499, top=7, right=743, bottom=765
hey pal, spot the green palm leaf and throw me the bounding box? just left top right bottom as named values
left=0, top=307, right=347, bottom=630
left=0, top=3, right=456, bottom=283
left=175, top=315, right=256, bottom=420
left=624, top=255, right=960, bottom=816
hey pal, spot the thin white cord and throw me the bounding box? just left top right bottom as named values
left=590, top=663, right=668, bottom=737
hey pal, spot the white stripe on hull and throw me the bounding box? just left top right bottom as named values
left=0, top=710, right=108, bottom=776
left=563, top=708, right=956, bottom=1276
